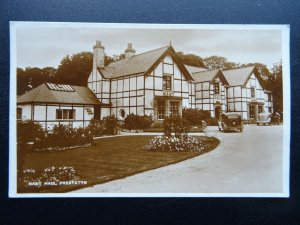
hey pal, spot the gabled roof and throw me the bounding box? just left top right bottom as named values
left=222, top=66, right=265, bottom=88
left=191, top=69, right=229, bottom=85
left=98, top=46, right=193, bottom=80
left=185, top=64, right=208, bottom=74
left=17, top=83, right=101, bottom=105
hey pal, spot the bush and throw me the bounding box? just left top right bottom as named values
left=124, top=114, right=153, bottom=131
left=124, top=113, right=137, bottom=130
left=163, top=116, right=191, bottom=138
left=17, top=120, right=44, bottom=146
left=182, top=108, right=211, bottom=126
left=17, top=121, right=94, bottom=152
left=103, top=115, right=118, bottom=135
left=137, top=115, right=153, bottom=130
left=87, top=119, right=105, bottom=137
left=143, top=135, right=208, bottom=152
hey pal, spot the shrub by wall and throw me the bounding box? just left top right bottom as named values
left=17, top=122, right=94, bottom=151
left=124, top=114, right=153, bottom=131
left=87, top=119, right=105, bottom=137
left=103, top=115, right=118, bottom=135
left=182, top=108, right=211, bottom=126
left=17, top=120, right=44, bottom=146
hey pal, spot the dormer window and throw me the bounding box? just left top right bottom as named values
left=163, top=75, right=172, bottom=90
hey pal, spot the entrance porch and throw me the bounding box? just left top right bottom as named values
left=248, top=102, right=264, bottom=122
left=153, top=96, right=183, bottom=123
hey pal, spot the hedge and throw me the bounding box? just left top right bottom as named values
left=124, top=114, right=153, bottom=131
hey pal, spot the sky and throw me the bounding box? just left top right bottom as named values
left=14, top=23, right=283, bottom=70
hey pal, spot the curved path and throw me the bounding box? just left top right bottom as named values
left=73, top=125, right=284, bottom=195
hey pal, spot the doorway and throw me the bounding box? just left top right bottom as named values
left=215, top=106, right=221, bottom=120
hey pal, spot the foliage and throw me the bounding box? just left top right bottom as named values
left=55, top=52, right=93, bottom=86
left=269, top=62, right=283, bottom=113
left=163, top=116, right=191, bottom=138
left=22, top=166, right=77, bottom=188
left=124, top=114, right=153, bottom=131
left=176, top=51, right=206, bottom=68
left=124, top=113, right=137, bottom=130
left=17, top=120, right=45, bottom=146
left=143, top=135, right=208, bottom=152
left=41, top=166, right=76, bottom=182
left=203, top=55, right=239, bottom=70
left=182, top=108, right=211, bottom=126
left=17, top=67, right=58, bottom=95
left=17, top=121, right=94, bottom=151
left=103, top=115, right=118, bottom=135
left=87, top=119, right=105, bottom=137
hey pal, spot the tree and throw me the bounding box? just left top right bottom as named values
left=55, top=52, right=93, bottom=86
left=269, top=62, right=283, bottom=113
left=17, top=66, right=57, bottom=95
left=176, top=52, right=206, bottom=68
left=203, top=56, right=239, bottom=70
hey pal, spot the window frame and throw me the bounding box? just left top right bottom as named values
left=157, top=101, right=165, bottom=120
left=163, top=75, right=172, bottom=91
left=56, top=109, right=75, bottom=120
left=213, top=82, right=220, bottom=94
left=249, top=105, right=255, bottom=119
left=170, top=101, right=179, bottom=117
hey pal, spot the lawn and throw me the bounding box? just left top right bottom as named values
left=18, top=135, right=219, bottom=193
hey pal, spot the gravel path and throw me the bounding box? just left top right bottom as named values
left=73, top=125, right=284, bottom=195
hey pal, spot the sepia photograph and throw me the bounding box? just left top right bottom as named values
left=9, top=22, right=290, bottom=197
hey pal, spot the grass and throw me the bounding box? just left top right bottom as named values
left=18, top=135, right=220, bottom=193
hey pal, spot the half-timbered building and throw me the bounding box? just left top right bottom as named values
left=87, top=41, right=193, bottom=123
left=17, top=41, right=274, bottom=128
left=222, top=66, right=273, bottom=121
left=17, top=83, right=102, bottom=129
left=185, top=66, right=229, bottom=119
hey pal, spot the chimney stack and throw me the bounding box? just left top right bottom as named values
left=125, top=43, right=135, bottom=60
left=93, top=40, right=105, bottom=69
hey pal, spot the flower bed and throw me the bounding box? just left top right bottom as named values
left=21, top=165, right=78, bottom=190
left=143, top=135, right=215, bottom=152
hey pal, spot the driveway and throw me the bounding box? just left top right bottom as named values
left=73, top=125, right=284, bottom=194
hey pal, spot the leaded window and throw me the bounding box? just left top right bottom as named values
left=56, top=109, right=75, bottom=120
left=163, top=76, right=172, bottom=90
left=158, top=101, right=165, bottom=120
left=170, top=101, right=179, bottom=117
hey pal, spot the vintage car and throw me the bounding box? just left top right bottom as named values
left=256, top=112, right=272, bottom=125
left=218, top=112, right=243, bottom=132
